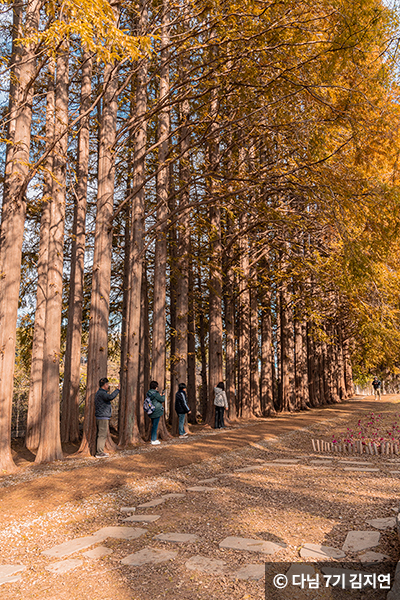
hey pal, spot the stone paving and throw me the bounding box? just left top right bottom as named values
left=1, top=452, right=399, bottom=591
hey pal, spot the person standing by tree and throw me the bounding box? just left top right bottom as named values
left=95, top=378, right=119, bottom=457
left=175, top=383, right=190, bottom=438
left=147, top=381, right=165, bottom=445
left=214, top=382, right=228, bottom=429
left=372, top=376, right=382, bottom=400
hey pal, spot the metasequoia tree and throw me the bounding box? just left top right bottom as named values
left=25, top=61, right=55, bottom=452
left=0, top=0, right=40, bottom=472
left=35, top=40, right=69, bottom=464
left=61, top=52, right=92, bottom=443
left=118, top=0, right=149, bottom=448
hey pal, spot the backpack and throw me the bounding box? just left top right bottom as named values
left=143, top=394, right=156, bottom=416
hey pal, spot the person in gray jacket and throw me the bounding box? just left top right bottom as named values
left=95, top=377, right=119, bottom=457
left=214, top=381, right=228, bottom=429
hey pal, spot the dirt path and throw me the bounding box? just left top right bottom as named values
left=0, top=396, right=381, bottom=520
left=1, top=395, right=400, bottom=600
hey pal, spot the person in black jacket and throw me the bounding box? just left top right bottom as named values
left=95, top=377, right=119, bottom=457
left=175, top=383, right=190, bottom=438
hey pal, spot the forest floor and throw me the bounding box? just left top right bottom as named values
left=1, top=395, right=400, bottom=600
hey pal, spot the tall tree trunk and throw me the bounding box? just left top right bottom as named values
left=207, top=72, right=223, bottom=425
left=197, top=268, right=208, bottom=421
left=35, top=43, right=69, bottom=464
left=343, top=336, right=354, bottom=397
left=260, top=285, right=275, bottom=416
left=250, top=270, right=261, bottom=416
left=119, top=0, right=148, bottom=447
left=25, top=60, right=55, bottom=452
left=280, top=280, right=295, bottom=412
left=151, top=0, right=172, bottom=439
left=0, top=0, right=40, bottom=472
left=187, top=249, right=197, bottom=422
left=78, top=39, right=119, bottom=456
left=118, top=204, right=131, bottom=436
left=223, top=219, right=237, bottom=421
left=172, top=90, right=191, bottom=435
left=336, top=324, right=347, bottom=400
left=138, top=261, right=150, bottom=437
left=61, top=52, right=92, bottom=443
left=238, top=212, right=251, bottom=418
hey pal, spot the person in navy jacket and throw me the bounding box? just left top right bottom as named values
left=175, top=383, right=190, bottom=438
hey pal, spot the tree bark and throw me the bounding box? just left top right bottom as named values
left=0, top=0, right=40, bottom=472
left=61, top=52, right=92, bottom=443
left=35, top=42, right=69, bottom=464
left=280, top=280, right=295, bottom=412
left=250, top=268, right=261, bottom=416
left=25, top=60, right=55, bottom=452
left=260, top=285, right=275, bottom=416
left=172, top=89, right=191, bottom=435
left=78, top=43, right=119, bottom=456
left=151, top=0, right=172, bottom=439
left=119, top=0, right=148, bottom=447
left=238, top=212, right=251, bottom=418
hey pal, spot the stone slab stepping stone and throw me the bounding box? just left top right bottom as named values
left=313, top=455, right=333, bottom=459
left=310, top=460, right=333, bottom=465
left=161, top=493, right=186, bottom=499
left=300, top=543, right=346, bottom=560
left=232, top=564, right=265, bottom=580
left=219, top=536, right=285, bottom=554
left=197, top=478, right=218, bottom=484
left=342, top=531, right=380, bottom=552
left=42, top=535, right=104, bottom=558
left=343, top=467, right=379, bottom=472
left=123, top=515, right=160, bottom=523
left=390, top=471, right=400, bottom=474
left=272, top=459, right=299, bottom=463
left=138, top=498, right=166, bottom=508
left=235, top=466, right=263, bottom=473
left=186, top=486, right=219, bottom=491
left=45, top=559, right=83, bottom=574
left=286, top=564, right=316, bottom=579
left=0, top=565, right=26, bottom=586
left=155, top=533, right=198, bottom=544
left=42, top=527, right=147, bottom=558
left=366, top=517, right=396, bottom=529
left=95, top=526, right=147, bottom=540
left=121, top=548, right=177, bottom=566
left=262, top=463, right=297, bottom=468
left=120, top=507, right=136, bottom=513
left=185, top=555, right=226, bottom=575
left=340, top=461, right=373, bottom=466
left=359, top=551, right=390, bottom=563
left=82, top=546, right=113, bottom=559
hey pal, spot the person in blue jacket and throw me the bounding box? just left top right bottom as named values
left=175, top=383, right=191, bottom=438
left=94, top=377, right=119, bottom=458
left=146, top=380, right=165, bottom=445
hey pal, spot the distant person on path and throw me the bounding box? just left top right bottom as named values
left=175, top=383, right=191, bottom=438
left=372, top=376, right=382, bottom=400
left=214, top=382, right=228, bottom=429
left=95, top=377, right=119, bottom=458
left=147, top=381, right=165, bottom=445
